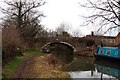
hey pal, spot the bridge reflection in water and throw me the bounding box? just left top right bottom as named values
left=50, top=44, right=74, bottom=64
left=69, top=58, right=120, bottom=79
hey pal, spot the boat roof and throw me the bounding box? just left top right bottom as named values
left=102, top=47, right=118, bottom=49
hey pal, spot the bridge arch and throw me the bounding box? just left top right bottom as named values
left=41, top=41, right=76, bottom=53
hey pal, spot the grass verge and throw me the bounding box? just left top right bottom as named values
left=3, top=50, right=45, bottom=78
left=21, top=54, right=70, bottom=78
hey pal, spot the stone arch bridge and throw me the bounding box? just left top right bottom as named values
left=41, top=40, right=76, bottom=53
left=27, top=37, right=88, bottom=53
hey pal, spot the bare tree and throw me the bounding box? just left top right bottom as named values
left=56, top=23, right=65, bottom=35
left=56, top=23, right=71, bottom=36
left=0, top=28, right=2, bottom=49
left=2, top=22, right=23, bottom=64
left=72, top=28, right=83, bottom=37
left=79, top=0, right=120, bottom=35
left=46, top=29, right=58, bottom=37
left=1, top=0, right=46, bottom=38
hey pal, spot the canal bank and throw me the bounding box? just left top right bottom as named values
left=3, top=50, right=120, bottom=79
left=4, top=53, right=70, bottom=78
left=3, top=50, right=45, bottom=78
left=14, top=54, right=70, bottom=78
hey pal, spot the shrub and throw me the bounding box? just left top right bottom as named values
left=86, top=40, right=95, bottom=47
left=2, top=24, right=22, bottom=65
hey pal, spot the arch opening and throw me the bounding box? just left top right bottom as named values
left=41, top=41, right=76, bottom=53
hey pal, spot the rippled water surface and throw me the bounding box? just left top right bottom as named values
left=52, top=53, right=120, bottom=79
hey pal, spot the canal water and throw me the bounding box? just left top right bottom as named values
left=50, top=44, right=120, bottom=79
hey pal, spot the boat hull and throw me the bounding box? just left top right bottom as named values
left=94, top=54, right=120, bottom=63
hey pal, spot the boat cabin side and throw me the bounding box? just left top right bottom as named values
left=97, top=47, right=120, bottom=59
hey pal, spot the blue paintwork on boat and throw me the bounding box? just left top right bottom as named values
left=95, top=64, right=120, bottom=79
left=95, top=47, right=120, bottom=60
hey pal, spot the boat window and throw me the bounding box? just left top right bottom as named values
left=115, top=51, right=118, bottom=55
left=107, top=68, right=110, bottom=74
left=100, top=50, right=103, bottom=55
left=107, top=68, right=111, bottom=75
left=100, top=67, right=103, bottom=71
left=106, top=50, right=110, bottom=55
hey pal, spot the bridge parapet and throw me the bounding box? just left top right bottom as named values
left=35, top=37, right=86, bottom=53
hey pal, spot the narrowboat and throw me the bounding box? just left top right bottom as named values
left=94, top=46, right=120, bottom=62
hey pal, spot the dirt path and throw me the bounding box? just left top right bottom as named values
left=13, top=55, right=35, bottom=78
left=13, top=54, right=70, bottom=78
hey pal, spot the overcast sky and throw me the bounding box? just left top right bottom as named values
left=0, top=0, right=118, bottom=36
left=40, top=0, right=118, bottom=36
left=40, top=0, right=93, bottom=36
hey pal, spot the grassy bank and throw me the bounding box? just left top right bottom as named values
left=21, top=54, right=70, bottom=78
left=3, top=50, right=44, bottom=78
left=3, top=51, right=70, bottom=78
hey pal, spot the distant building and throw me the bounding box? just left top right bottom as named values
left=116, top=32, right=120, bottom=45
left=85, top=31, right=120, bottom=46
left=85, top=31, right=116, bottom=46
